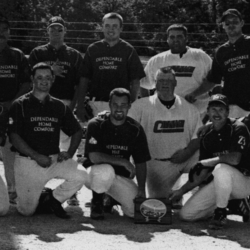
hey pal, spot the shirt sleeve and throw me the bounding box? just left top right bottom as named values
left=84, top=118, right=104, bottom=156
left=127, top=48, right=146, bottom=82
left=206, top=50, right=223, bottom=84
left=131, top=125, right=151, bottom=164
left=28, top=49, right=39, bottom=69
left=140, top=57, right=157, bottom=90
left=60, top=105, right=81, bottom=136
left=20, top=53, right=30, bottom=84
left=81, top=47, right=93, bottom=80
left=73, top=51, right=84, bottom=85
left=230, top=123, right=250, bottom=154
left=8, top=101, right=24, bottom=136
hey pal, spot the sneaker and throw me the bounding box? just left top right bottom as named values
left=48, top=194, right=71, bottom=219
left=209, top=207, right=227, bottom=230
left=67, top=193, right=79, bottom=206
left=91, top=201, right=104, bottom=220
left=103, top=194, right=120, bottom=213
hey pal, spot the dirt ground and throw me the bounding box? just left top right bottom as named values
left=0, top=163, right=250, bottom=250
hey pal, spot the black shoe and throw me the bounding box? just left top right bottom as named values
left=48, top=193, right=71, bottom=219
left=91, top=201, right=104, bottom=220
left=209, top=207, right=227, bottom=230
left=103, top=194, right=120, bottom=213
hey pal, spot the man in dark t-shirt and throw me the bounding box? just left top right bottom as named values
left=84, top=88, right=151, bottom=220
left=9, top=63, right=88, bottom=219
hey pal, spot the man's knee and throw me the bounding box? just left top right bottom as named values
left=0, top=203, right=9, bottom=216
left=213, top=163, right=232, bottom=180
left=17, top=205, right=36, bottom=216
left=89, top=164, right=116, bottom=193
left=179, top=206, right=198, bottom=221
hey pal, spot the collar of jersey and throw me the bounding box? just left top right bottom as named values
left=30, top=93, right=52, bottom=104
left=47, top=43, right=67, bottom=51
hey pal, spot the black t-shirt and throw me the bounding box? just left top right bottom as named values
left=9, top=92, right=81, bottom=156
left=207, top=35, right=250, bottom=109
left=0, top=46, right=30, bottom=102
left=84, top=112, right=151, bottom=177
left=29, top=44, right=84, bottom=100
left=82, top=39, right=145, bottom=101
left=200, top=118, right=250, bottom=171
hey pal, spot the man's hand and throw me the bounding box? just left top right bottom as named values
left=33, top=154, right=52, bottom=168
left=52, top=60, right=64, bottom=77
left=136, top=188, right=146, bottom=198
left=57, top=151, right=72, bottom=163
left=197, top=123, right=211, bottom=138
left=189, top=162, right=204, bottom=182
left=185, top=93, right=197, bottom=104
left=169, top=189, right=183, bottom=203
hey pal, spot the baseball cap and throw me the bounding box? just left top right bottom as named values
left=0, top=16, right=10, bottom=27
left=208, top=94, right=229, bottom=108
left=221, top=9, right=242, bottom=22
left=47, top=16, right=65, bottom=28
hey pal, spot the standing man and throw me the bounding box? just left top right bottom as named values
left=29, top=16, right=84, bottom=112
left=141, top=24, right=212, bottom=117
left=0, top=16, right=30, bottom=204
left=77, top=12, right=145, bottom=121
left=129, top=67, right=202, bottom=200
left=170, top=94, right=250, bottom=230
left=186, top=9, right=250, bottom=118
left=8, top=63, right=88, bottom=218
left=84, top=88, right=151, bottom=220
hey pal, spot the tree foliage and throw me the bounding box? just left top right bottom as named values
left=0, top=0, right=249, bottom=55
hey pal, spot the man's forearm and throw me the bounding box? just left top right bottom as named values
left=201, top=152, right=241, bottom=167
left=10, top=132, right=38, bottom=159
left=135, top=162, right=147, bottom=191
left=130, top=79, right=140, bottom=102
left=191, top=79, right=215, bottom=98
left=77, top=77, right=89, bottom=111
left=67, top=129, right=82, bottom=157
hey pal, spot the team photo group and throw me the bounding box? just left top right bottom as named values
left=0, top=7, right=250, bottom=231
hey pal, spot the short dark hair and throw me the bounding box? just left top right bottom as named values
left=102, top=13, right=123, bottom=27
left=155, top=67, right=176, bottom=80
left=109, top=88, right=131, bottom=103
left=167, top=24, right=188, bottom=37
left=31, top=62, right=54, bottom=76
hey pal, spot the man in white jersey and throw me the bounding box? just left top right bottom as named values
left=129, top=67, right=202, bottom=200
left=141, top=24, right=212, bottom=117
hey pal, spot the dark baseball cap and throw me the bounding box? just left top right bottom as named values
left=221, top=9, right=242, bottom=22
left=208, top=94, right=229, bottom=108
left=0, top=16, right=10, bottom=27
left=47, top=16, right=65, bottom=28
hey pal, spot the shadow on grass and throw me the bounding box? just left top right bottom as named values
left=2, top=204, right=250, bottom=249
left=83, top=210, right=250, bottom=248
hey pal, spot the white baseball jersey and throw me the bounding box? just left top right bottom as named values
left=129, top=94, right=202, bottom=159
left=129, top=94, right=202, bottom=197
left=141, top=47, right=212, bottom=114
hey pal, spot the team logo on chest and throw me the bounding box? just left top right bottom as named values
left=153, top=120, right=185, bottom=133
